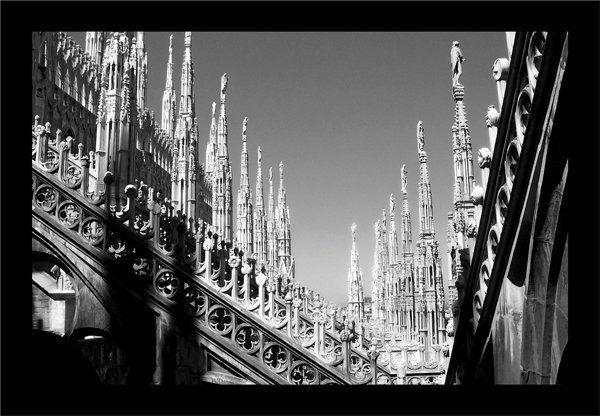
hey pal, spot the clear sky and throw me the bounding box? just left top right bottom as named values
left=70, top=31, right=507, bottom=305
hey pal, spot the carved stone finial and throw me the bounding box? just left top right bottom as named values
left=220, top=73, right=228, bottom=101
left=242, top=117, right=248, bottom=141
left=401, top=164, right=408, bottom=194
left=417, top=121, right=425, bottom=156
left=279, top=161, right=284, bottom=182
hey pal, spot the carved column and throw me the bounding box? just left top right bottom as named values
left=340, top=319, right=352, bottom=375
left=103, top=172, right=114, bottom=215
left=368, top=345, right=380, bottom=385
left=241, top=259, right=252, bottom=305
left=203, top=233, right=215, bottom=280
left=36, top=124, right=50, bottom=165
left=80, top=156, right=90, bottom=197
left=229, top=251, right=240, bottom=300
left=125, top=185, right=137, bottom=230
left=58, top=136, right=73, bottom=182
left=255, top=271, right=267, bottom=319
left=285, top=288, right=293, bottom=338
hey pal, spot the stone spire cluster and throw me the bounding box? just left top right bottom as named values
left=350, top=121, right=446, bottom=355
left=60, top=32, right=295, bottom=275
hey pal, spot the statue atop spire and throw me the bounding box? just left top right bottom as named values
left=351, top=222, right=357, bottom=243
left=220, top=73, right=228, bottom=103
left=451, top=41, right=465, bottom=87
left=279, top=161, right=284, bottom=181
left=185, top=31, right=191, bottom=47
left=417, top=121, right=426, bottom=158
left=389, top=193, right=395, bottom=215
left=242, top=116, right=248, bottom=142
left=401, top=164, right=408, bottom=195
left=269, top=166, right=273, bottom=183
left=257, top=146, right=262, bottom=163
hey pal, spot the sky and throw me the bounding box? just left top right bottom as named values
left=70, top=31, right=507, bottom=305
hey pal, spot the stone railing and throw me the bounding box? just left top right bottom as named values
left=32, top=122, right=404, bottom=384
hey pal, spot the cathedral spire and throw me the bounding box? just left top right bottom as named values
left=371, top=220, right=385, bottom=322
left=417, top=121, right=435, bottom=238
left=240, top=117, right=249, bottom=189
left=388, top=193, right=399, bottom=266
left=135, top=32, right=147, bottom=110
left=236, top=116, right=253, bottom=254
left=161, top=34, right=176, bottom=136
left=256, top=147, right=264, bottom=209
left=217, top=73, right=229, bottom=159
left=254, top=146, right=267, bottom=263
left=400, top=164, right=413, bottom=255
left=213, top=73, right=233, bottom=242
left=205, top=102, right=217, bottom=176
left=165, top=34, right=174, bottom=91
left=450, top=41, right=475, bottom=204
left=276, top=161, right=292, bottom=273
left=179, top=31, right=195, bottom=118
left=347, top=223, right=364, bottom=322
left=278, top=161, right=286, bottom=206
left=267, top=166, right=277, bottom=270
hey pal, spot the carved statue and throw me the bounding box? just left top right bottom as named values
left=211, top=101, right=216, bottom=118
left=351, top=222, right=357, bottom=242
left=477, top=147, right=492, bottom=169
left=417, top=121, right=425, bottom=155
left=279, top=161, right=284, bottom=180
left=220, top=73, right=228, bottom=101
left=485, top=105, right=499, bottom=128
left=401, top=164, right=408, bottom=194
left=389, top=193, right=395, bottom=214
left=269, top=167, right=273, bottom=183
left=374, top=220, right=381, bottom=240
left=451, top=41, right=465, bottom=87
left=242, top=117, right=248, bottom=139
left=257, top=146, right=262, bottom=163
